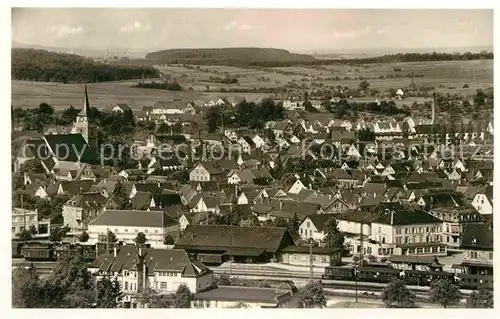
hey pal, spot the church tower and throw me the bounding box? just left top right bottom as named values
left=73, top=84, right=98, bottom=150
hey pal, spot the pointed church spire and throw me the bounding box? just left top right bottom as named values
left=81, top=83, right=89, bottom=116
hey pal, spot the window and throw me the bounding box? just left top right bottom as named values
left=160, top=282, right=168, bottom=290
left=489, top=253, right=493, bottom=260
left=301, top=255, right=306, bottom=261
left=321, top=256, right=327, bottom=263
left=424, top=247, right=431, bottom=253
left=11, top=227, right=15, bottom=232
left=396, top=237, right=402, bottom=244
left=145, top=229, right=148, bottom=233
left=125, top=229, right=128, bottom=233
left=205, top=301, right=210, bottom=308
left=470, top=251, right=478, bottom=259
left=405, top=237, right=409, bottom=244
left=135, top=229, right=138, bottom=233
left=405, top=228, right=409, bottom=234
left=125, top=282, right=129, bottom=290
left=426, top=227, right=430, bottom=233
left=306, top=222, right=310, bottom=228
left=382, top=237, right=386, bottom=244
left=124, top=271, right=129, bottom=276
left=417, top=248, right=423, bottom=253
left=29, top=216, right=34, bottom=221
left=432, top=247, right=438, bottom=253
left=155, top=229, right=159, bottom=233
left=396, top=228, right=401, bottom=235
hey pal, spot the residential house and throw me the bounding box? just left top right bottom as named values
left=12, top=208, right=40, bottom=237
left=88, top=245, right=213, bottom=307
left=62, top=192, right=107, bottom=232
left=112, top=103, right=132, bottom=113
left=298, top=214, right=334, bottom=243
left=458, top=222, right=493, bottom=275
left=471, top=186, right=493, bottom=215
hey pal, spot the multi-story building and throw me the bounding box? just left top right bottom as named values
left=88, top=245, right=213, bottom=307
left=458, top=222, right=493, bottom=275
left=62, top=192, right=107, bottom=232
left=87, top=209, right=179, bottom=248
left=12, top=208, right=39, bottom=237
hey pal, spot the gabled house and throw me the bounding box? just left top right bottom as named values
left=471, top=186, right=493, bottom=215
left=298, top=214, right=334, bottom=242
left=62, top=192, right=107, bottom=232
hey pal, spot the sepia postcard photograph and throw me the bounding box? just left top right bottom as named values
left=8, top=2, right=496, bottom=312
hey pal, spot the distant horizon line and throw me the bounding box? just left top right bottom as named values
left=11, top=41, right=493, bottom=55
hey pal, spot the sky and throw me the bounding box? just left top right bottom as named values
left=11, top=8, right=493, bottom=52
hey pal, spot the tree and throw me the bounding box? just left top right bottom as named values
left=78, top=231, right=90, bottom=243
left=12, top=264, right=39, bottom=307
left=205, top=106, right=223, bottom=133
left=357, top=127, right=375, bottom=141
left=297, top=281, right=326, bottom=308
left=107, top=230, right=118, bottom=244
left=173, top=283, right=192, bottom=308
left=49, top=225, right=69, bottom=243
left=286, top=213, right=301, bottom=240
left=163, top=234, right=175, bottom=245
left=135, top=232, right=147, bottom=245
left=215, top=274, right=232, bottom=286
left=358, top=80, right=370, bottom=92
left=17, top=229, right=33, bottom=241
left=304, top=101, right=318, bottom=113
left=112, top=180, right=132, bottom=209
left=19, top=159, right=45, bottom=174
left=323, top=217, right=345, bottom=249
left=429, top=279, right=461, bottom=308
left=38, top=102, right=54, bottom=115
left=381, top=279, right=416, bottom=308
left=96, top=276, right=122, bottom=308
left=137, top=288, right=171, bottom=308
left=467, top=288, right=493, bottom=308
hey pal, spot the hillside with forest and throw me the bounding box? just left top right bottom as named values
left=145, top=47, right=316, bottom=65
left=11, top=48, right=159, bottom=83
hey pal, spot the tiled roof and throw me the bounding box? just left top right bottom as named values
left=460, top=222, right=493, bottom=250
left=89, top=209, right=178, bottom=228
left=177, top=225, right=293, bottom=253
left=89, top=245, right=210, bottom=277
left=44, top=134, right=96, bottom=163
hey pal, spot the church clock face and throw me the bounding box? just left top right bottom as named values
left=79, top=116, right=86, bottom=123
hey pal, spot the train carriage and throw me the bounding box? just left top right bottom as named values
left=21, top=242, right=55, bottom=261
left=403, top=270, right=454, bottom=286
left=323, top=266, right=355, bottom=281
left=456, top=273, right=494, bottom=290
left=357, top=266, right=401, bottom=283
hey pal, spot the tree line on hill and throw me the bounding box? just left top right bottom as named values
left=12, top=49, right=159, bottom=83
left=143, top=48, right=493, bottom=67
left=134, top=81, right=183, bottom=91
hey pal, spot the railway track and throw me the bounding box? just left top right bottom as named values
left=211, top=266, right=474, bottom=295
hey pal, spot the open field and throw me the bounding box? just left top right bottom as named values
left=273, top=60, right=493, bottom=94
left=12, top=60, right=493, bottom=110
left=11, top=80, right=274, bottom=110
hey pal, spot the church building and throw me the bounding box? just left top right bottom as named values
left=14, top=85, right=98, bottom=178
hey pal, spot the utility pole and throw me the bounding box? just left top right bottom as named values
left=309, top=239, right=313, bottom=282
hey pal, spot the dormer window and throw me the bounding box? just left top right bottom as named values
left=472, top=237, right=478, bottom=244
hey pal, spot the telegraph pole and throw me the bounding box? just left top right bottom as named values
left=309, top=239, right=313, bottom=281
